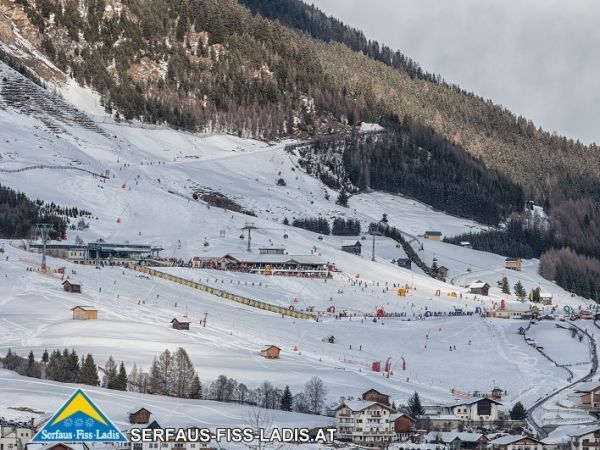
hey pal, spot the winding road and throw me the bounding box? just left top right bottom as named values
left=526, top=321, right=598, bottom=437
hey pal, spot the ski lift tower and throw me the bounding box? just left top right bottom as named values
left=36, top=223, right=54, bottom=271
left=369, top=229, right=382, bottom=262
left=241, top=222, right=258, bottom=252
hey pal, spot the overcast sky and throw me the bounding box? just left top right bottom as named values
left=310, top=0, right=600, bottom=144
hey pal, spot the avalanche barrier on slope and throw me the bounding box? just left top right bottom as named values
left=129, top=264, right=316, bottom=321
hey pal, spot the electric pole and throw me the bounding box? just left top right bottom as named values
left=241, top=222, right=257, bottom=252
left=36, top=223, right=54, bottom=271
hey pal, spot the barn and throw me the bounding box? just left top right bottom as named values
left=171, top=317, right=191, bottom=330
left=260, top=345, right=281, bottom=359
left=469, top=281, right=490, bottom=296
left=424, top=231, right=443, bottom=241
left=129, top=407, right=152, bottom=424
left=62, top=280, right=81, bottom=293
left=71, top=306, right=98, bottom=320
left=505, top=257, right=522, bottom=271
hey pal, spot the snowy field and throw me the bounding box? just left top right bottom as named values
left=0, top=60, right=596, bottom=429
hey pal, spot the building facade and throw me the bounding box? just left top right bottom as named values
left=334, top=401, right=395, bottom=448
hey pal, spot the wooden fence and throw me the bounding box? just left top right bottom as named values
left=129, top=264, right=316, bottom=321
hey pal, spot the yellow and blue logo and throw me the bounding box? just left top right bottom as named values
left=32, top=389, right=127, bottom=443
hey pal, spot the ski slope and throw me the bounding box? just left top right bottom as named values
left=0, top=59, right=595, bottom=426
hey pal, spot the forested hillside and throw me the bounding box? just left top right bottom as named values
left=290, top=120, right=523, bottom=226
left=3, top=0, right=600, bottom=301
left=5, top=0, right=367, bottom=138
left=0, top=184, right=67, bottom=239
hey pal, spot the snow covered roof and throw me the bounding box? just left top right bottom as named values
left=444, top=396, right=502, bottom=407
left=342, top=240, right=362, bottom=246
left=539, top=292, right=553, bottom=298
left=334, top=400, right=393, bottom=412
left=423, top=414, right=460, bottom=421
left=224, top=254, right=326, bottom=265
left=500, top=303, right=532, bottom=312
left=171, top=317, right=191, bottom=324
left=38, top=444, right=90, bottom=450
left=574, top=381, right=600, bottom=393
left=546, top=424, right=600, bottom=443
left=128, top=407, right=151, bottom=414
left=390, top=413, right=414, bottom=421
left=488, top=435, right=541, bottom=445
left=70, top=306, right=96, bottom=311
left=469, top=281, right=490, bottom=289
left=425, top=432, right=484, bottom=443
left=568, top=425, right=600, bottom=438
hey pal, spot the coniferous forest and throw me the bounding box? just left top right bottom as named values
left=0, top=184, right=67, bottom=239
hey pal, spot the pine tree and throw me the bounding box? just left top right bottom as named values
left=509, top=401, right=527, bottom=420
left=500, top=277, right=511, bottom=295
left=336, top=190, right=349, bottom=207
left=190, top=373, right=202, bottom=399
left=406, top=392, right=424, bottom=417
left=514, top=281, right=527, bottom=301
left=26, top=351, right=40, bottom=378
left=280, top=385, right=293, bottom=411
left=81, top=354, right=99, bottom=386
left=529, top=287, right=541, bottom=303
left=114, top=362, right=128, bottom=391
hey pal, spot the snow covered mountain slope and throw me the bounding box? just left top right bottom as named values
left=0, top=59, right=595, bottom=420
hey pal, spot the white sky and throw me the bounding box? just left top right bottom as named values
left=309, top=0, right=600, bottom=144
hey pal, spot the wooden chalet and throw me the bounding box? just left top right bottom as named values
left=341, top=240, right=362, bottom=255
left=62, top=280, right=81, bottom=293
left=424, top=231, right=443, bottom=241
left=505, top=257, right=522, bottom=271
left=361, top=388, right=390, bottom=406
left=129, top=407, right=152, bottom=424
left=575, top=382, right=600, bottom=410
left=260, top=345, right=281, bottom=359
left=488, top=435, right=544, bottom=450
left=469, top=281, right=490, bottom=296
left=171, top=317, right=191, bottom=330
left=71, top=306, right=98, bottom=320
left=391, top=413, right=415, bottom=434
